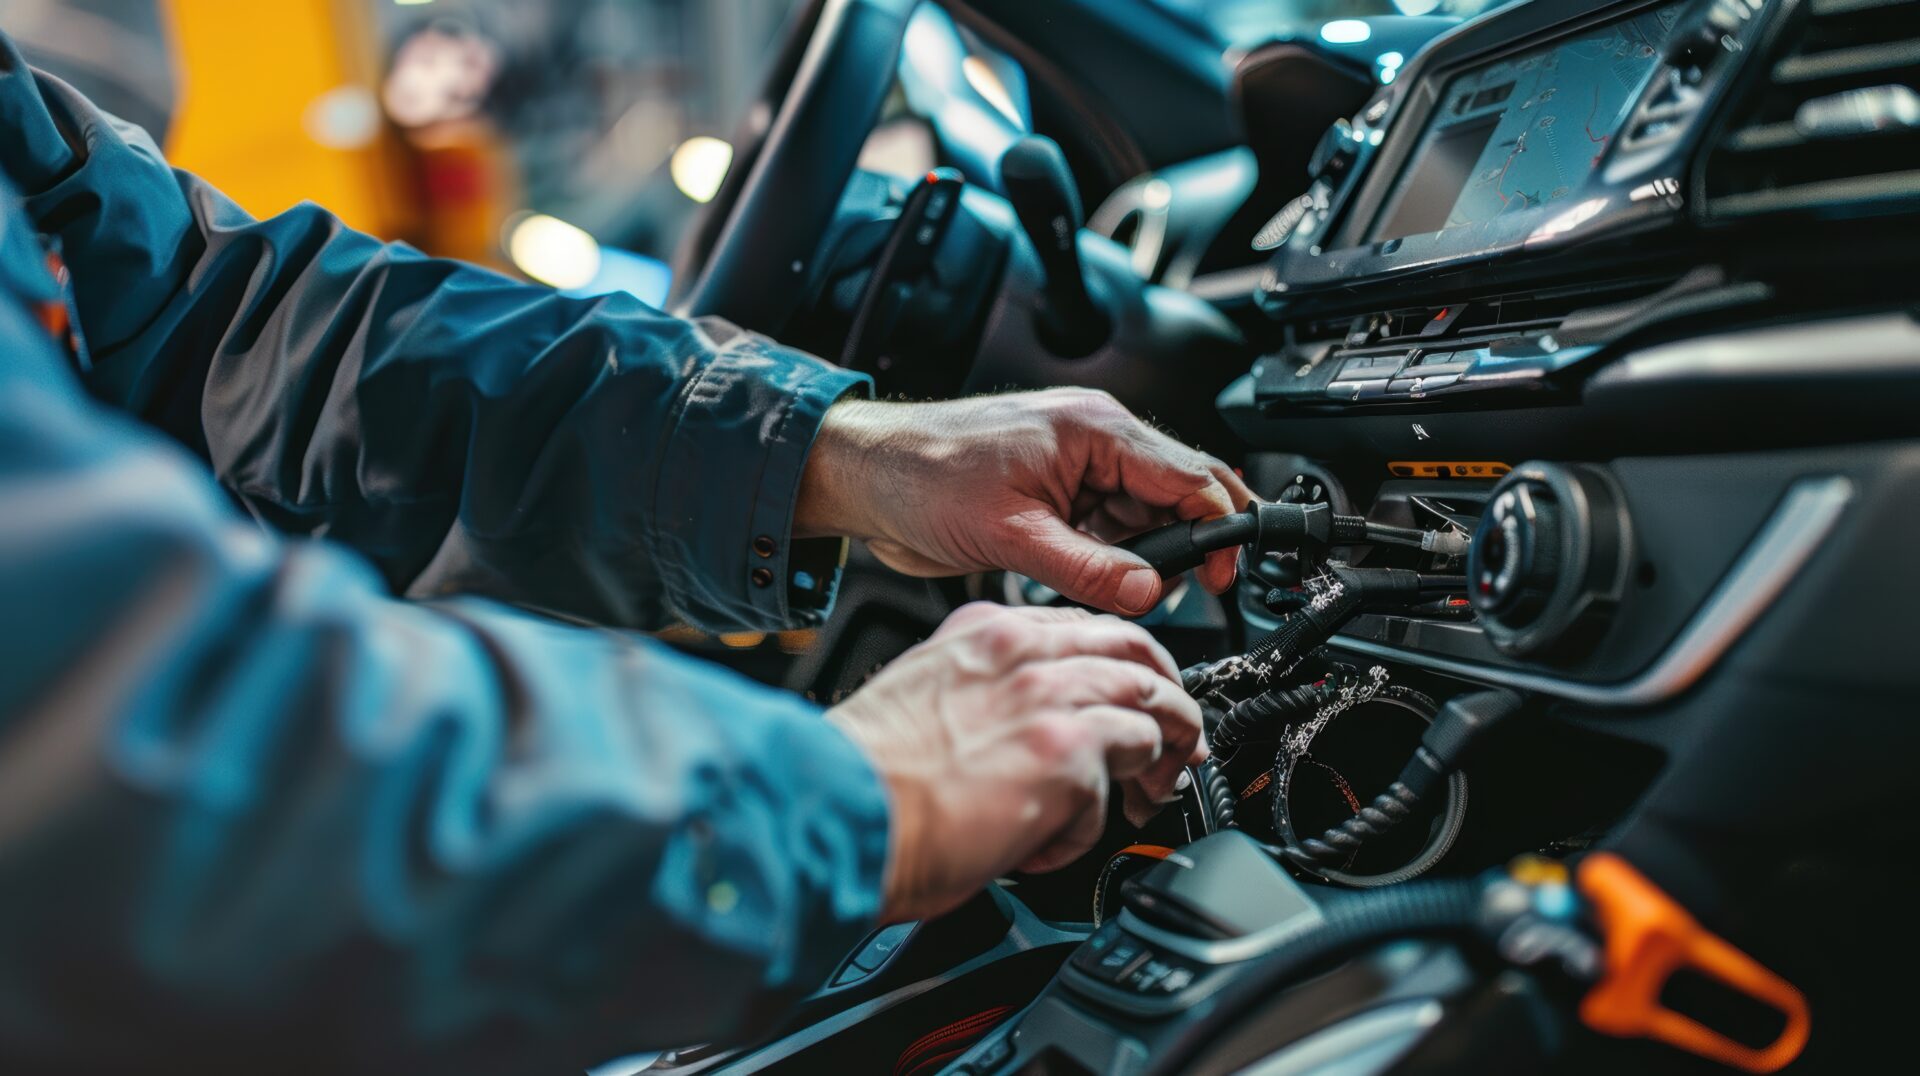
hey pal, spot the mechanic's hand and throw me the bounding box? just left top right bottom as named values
left=828, top=603, right=1207, bottom=923
left=796, top=389, right=1254, bottom=616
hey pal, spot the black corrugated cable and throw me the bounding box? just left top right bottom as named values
left=1211, top=681, right=1334, bottom=753
left=1279, top=688, right=1522, bottom=872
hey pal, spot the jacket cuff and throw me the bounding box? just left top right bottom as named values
left=653, top=326, right=871, bottom=632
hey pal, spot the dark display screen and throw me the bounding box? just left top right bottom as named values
left=1372, top=3, right=1682, bottom=242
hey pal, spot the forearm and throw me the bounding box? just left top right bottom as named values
left=0, top=41, right=870, bottom=633
left=0, top=332, right=889, bottom=1072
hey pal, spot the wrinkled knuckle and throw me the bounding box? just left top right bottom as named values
left=1059, top=550, right=1113, bottom=604
left=1008, top=663, right=1055, bottom=701
left=1047, top=387, right=1123, bottom=423
left=973, top=617, right=1029, bottom=663
left=944, top=601, right=998, bottom=630
left=1079, top=388, right=1127, bottom=421
left=1105, top=620, right=1162, bottom=660
left=1027, top=716, right=1089, bottom=767
left=1123, top=671, right=1165, bottom=711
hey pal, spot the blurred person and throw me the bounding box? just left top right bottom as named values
left=0, top=35, right=1249, bottom=1074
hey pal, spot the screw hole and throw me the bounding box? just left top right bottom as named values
left=1637, top=561, right=1658, bottom=588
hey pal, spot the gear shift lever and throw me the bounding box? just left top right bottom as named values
left=999, top=134, right=1110, bottom=356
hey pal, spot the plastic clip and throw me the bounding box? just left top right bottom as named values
left=1576, top=852, right=1811, bottom=1073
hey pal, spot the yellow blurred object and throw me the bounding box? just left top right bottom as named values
left=1507, top=854, right=1572, bottom=887
left=776, top=630, right=820, bottom=655
left=161, top=0, right=413, bottom=238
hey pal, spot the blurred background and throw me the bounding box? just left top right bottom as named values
left=3, top=0, right=807, bottom=307
left=0, top=0, right=1481, bottom=311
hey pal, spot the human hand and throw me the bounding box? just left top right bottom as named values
left=795, top=389, right=1253, bottom=616
left=827, top=603, right=1207, bottom=923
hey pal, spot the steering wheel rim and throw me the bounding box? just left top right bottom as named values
left=670, top=0, right=918, bottom=335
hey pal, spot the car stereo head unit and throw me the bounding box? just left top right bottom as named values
left=1258, top=0, right=1768, bottom=312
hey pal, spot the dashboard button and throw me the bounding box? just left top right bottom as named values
left=1389, top=373, right=1459, bottom=397
left=1327, top=378, right=1390, bottom=402
left=850, top=921, right=914, bottom=971
left=832, top=963, right=871, bottom=987
left=1074, top=935, right=1150, bottom=982
left=1333, top=354, right=1404, bottom=380
left=1122, top=959, right=1175, bottom=993
left=1155, top=967, right=1197, bottom=994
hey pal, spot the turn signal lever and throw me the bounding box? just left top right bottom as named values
left=1000, top=134, right=1110, bottom=356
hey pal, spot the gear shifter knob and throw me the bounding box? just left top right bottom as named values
left=999, top=134, right=1110, bottom=356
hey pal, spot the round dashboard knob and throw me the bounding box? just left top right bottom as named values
left=1467, top=463, right=1633, bottom=659
left=1471, top=481, right=1561, bottom=622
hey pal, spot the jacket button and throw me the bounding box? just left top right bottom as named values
left=752, top=535, right=777, bottom=558
left=751, top=567, right=775, bottom=588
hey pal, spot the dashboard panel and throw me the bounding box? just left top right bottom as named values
left=700, top=2, right=1920, bottom=1073
left=923, top=1, right=1920, bottom=1072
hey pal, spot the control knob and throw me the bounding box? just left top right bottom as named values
left=1467, top=463, right=1634, bottom=658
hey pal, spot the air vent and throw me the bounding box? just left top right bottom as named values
left=1703, top=0, right=1920, bottom=218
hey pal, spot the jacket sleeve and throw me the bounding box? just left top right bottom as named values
left=0, top=42, right=869, bottom=633
left=0, top=281, right=891, bottom=1073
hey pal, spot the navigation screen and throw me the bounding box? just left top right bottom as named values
left=1373, top=4, right=1681, bottom=242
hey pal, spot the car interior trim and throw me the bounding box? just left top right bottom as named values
left=1330, top=473, right=1855, bottom=707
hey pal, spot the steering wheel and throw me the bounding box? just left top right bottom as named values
left=670, top=0, right=918, bottom=335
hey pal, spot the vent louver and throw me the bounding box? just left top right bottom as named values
left=1703, top=0, right=1920, bottom=218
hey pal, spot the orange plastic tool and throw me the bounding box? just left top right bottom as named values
left=1577, top=853, right=1811, bottom=1073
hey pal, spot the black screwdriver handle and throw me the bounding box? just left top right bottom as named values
left=1119, top=513, right=1261, bottom=578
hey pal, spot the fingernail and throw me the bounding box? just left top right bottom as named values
left=1117, top=568, right=1157, bottom=615
left=1175, top=770, right=1192, bottom=791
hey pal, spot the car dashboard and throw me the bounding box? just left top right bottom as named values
left=658, top=0, right=1919, bottom=1072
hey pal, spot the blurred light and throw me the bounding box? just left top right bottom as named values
left=1320, top=19, right=1372, bottom=45
left=1393, top=0, right=1443, bottom=14
left=507, top=213, right=602, bottom=290
left=1141, top=178, right=1172, bottom=210
left=1369, top=127, right=1386, bottom=145
left=394, top=0, right=435, bottom=6
left=1526, top=197, right=1610, bottom=245
left=382, top=25, right=499, bottom=128
left=1377, top=50, right=1405, bottom=85
left=962, top=55, right=1022, bottom=127
left=304, top=86, right=381, bottom=149
left=563, top=247, right=673, bottom=308
left=670, top=136, right=734, bottom=204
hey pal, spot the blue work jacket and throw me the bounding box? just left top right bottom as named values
left=0, top=37, right=887, bottom=1074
